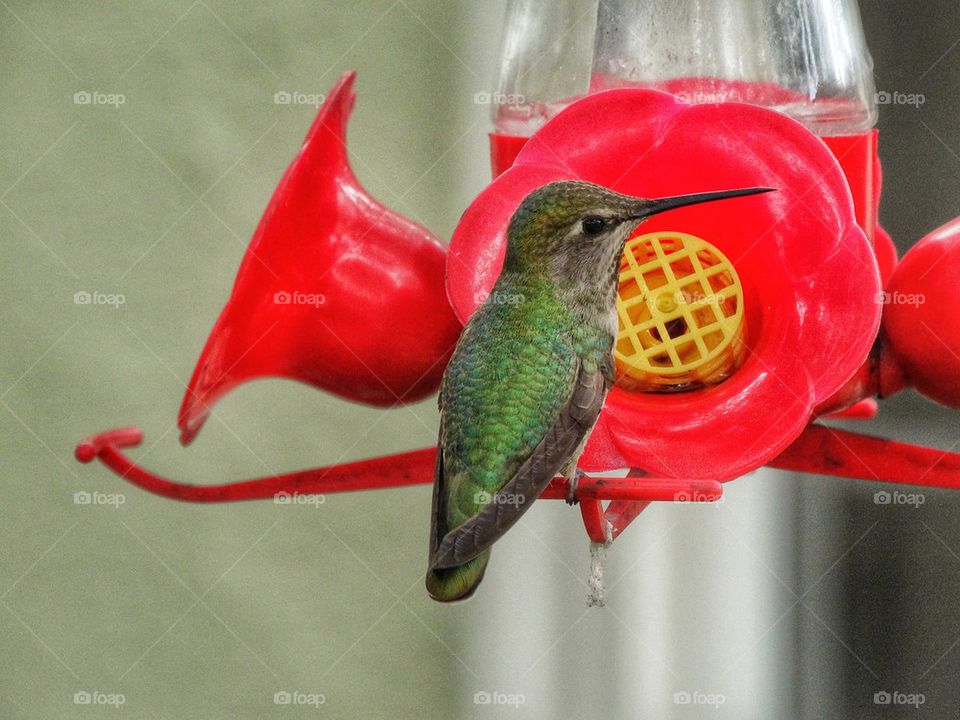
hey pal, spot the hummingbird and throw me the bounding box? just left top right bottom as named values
left=426, top=180, right=773, bottom=602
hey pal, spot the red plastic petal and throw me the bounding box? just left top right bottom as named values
left=883, top=216, right=960, bottom=407
left=179, top=72, right=461, bottom=444
left=449, top=89, right=880, bottom=479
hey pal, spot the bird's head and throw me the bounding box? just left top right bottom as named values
left=503, top=181, right=773, bottom=287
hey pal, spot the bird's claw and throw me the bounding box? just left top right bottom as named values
left=566, top=469, right=585, bottom=505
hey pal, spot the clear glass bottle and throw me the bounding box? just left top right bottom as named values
left=492, top=0, right=877, bottom=138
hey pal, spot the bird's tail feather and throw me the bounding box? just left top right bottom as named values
left=425, top=550, right=491, bottom=602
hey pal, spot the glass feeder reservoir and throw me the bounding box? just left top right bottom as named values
left=492, top=0, right=877, bottom=138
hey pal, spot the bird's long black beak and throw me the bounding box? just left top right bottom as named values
left=632, top=187, right=776, bottom=219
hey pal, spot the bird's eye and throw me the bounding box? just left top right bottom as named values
left=581, top=216, right=606, bottom=236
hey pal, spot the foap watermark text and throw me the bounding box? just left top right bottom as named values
left=74, top=91, right=125, bottom=108
left=874, top=690, right=925, bottom=708
left=274, top=690, right=325, bottom=708
left=74, top=491, right=125, bottom=508
left=876, top=90, right=925, bottom=108
left=674, top=690, right=726, bottom=707
left=474, top=289, right=525, bottom=306
left=874, top=490, right=925, bottom=508
left=274, top=91, right=325, bottom=107
left=474, top=690, right=525, bottom=707
left=74, top=690, right=125, bottom=707
left=473, top=91, right=525, bottom=106
left=274, top=290, right=325, bottom=308
left=474, top=490, right=524, bottom=509
left=75, top=290, right=125, bottom=308
left=274, top=491, right=325, bottom=508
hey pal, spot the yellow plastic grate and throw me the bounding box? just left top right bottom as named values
left=614, top=231, right=746, bottom=392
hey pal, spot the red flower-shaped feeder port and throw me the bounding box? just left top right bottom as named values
left=449, top=89, right=881, bottom=483
left=77, top=74, right=960, bottom=546
left=178, top=72, right=462, bottom=444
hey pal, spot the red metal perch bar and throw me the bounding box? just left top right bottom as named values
left=75, top=422, right=960, bottom=542
left=74, top=426, right=726, bottom=542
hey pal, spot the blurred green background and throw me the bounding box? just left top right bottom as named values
left=2, top=2, right=499, bottom=717
left=3, top=1, right=960, bottom=718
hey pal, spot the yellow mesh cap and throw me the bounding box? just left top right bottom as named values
left=615, top=231, right=746, bottom=392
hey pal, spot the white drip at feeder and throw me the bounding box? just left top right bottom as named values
left=587, top=541, right=610, bottom=607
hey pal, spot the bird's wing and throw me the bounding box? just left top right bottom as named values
left=429, top=355, right=610, bottom=570
left=427, top=413, right=445, bottom=560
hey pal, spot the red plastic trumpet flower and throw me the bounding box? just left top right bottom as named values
left=178, top=71, right=462, bottom=444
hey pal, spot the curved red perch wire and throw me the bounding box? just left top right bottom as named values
left=74, top=427, right=723, bottom=508
left=75, top=428, right=436, bottom=502
left=76, top=423, right=960, bottom=542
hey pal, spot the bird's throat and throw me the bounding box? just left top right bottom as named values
left=550, top=238, right=625, bottom=340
